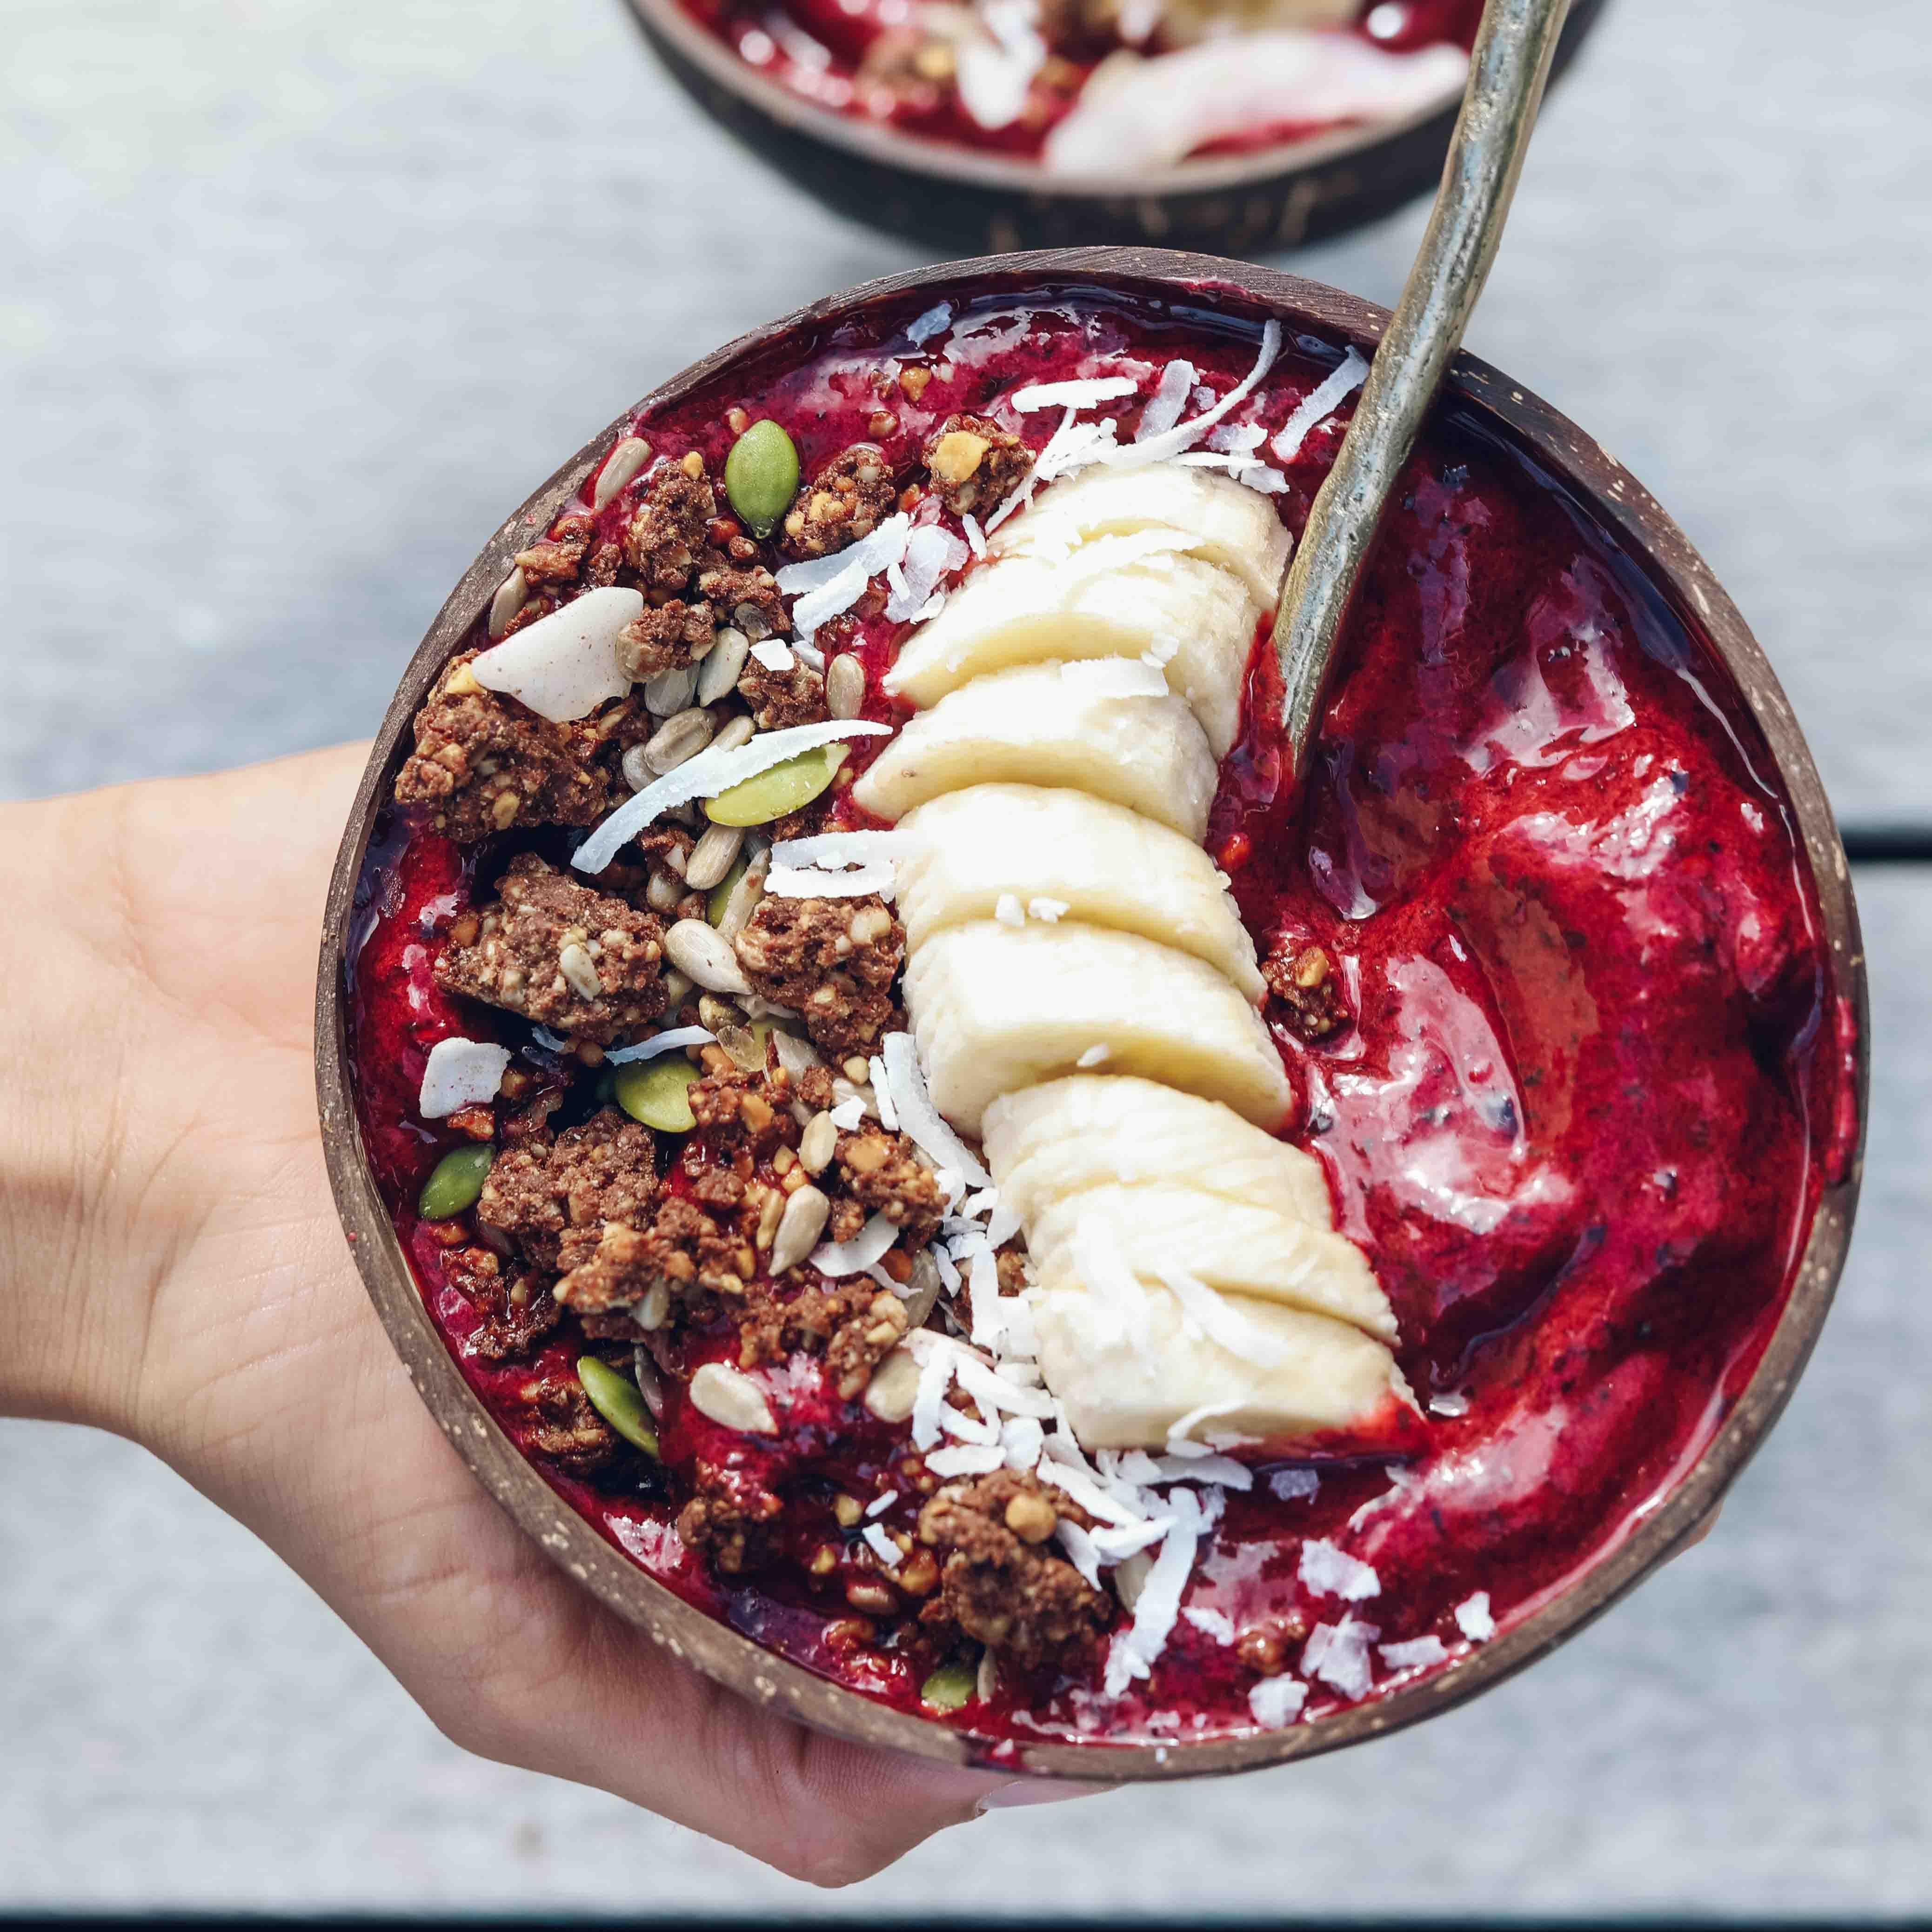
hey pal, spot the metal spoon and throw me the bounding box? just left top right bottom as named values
left=1272, top=0, right=1571, bottom=777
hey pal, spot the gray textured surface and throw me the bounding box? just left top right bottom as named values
left=3, top=0, right=1930, bottom=1912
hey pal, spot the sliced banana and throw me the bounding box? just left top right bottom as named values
left=1026, top=1181, right=1393, bottom=1339
left=902, top=919, right=1291, bottom=1136
left=994, top=463, right=1292, bottom=606
left=1030, top=1275, right=1410, bottom=1451
left=984, top=1074, right=1330, bottom=1228
left=883, top=547, right=1257, bottom=757
left=895, top=784, right=1263, bottom=1000
left=850, top=662, right=1218, bottom=841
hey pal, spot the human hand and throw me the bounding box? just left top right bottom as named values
left=0, top=745, right=1097, bottom=1882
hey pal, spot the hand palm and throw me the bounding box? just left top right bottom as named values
left=19, top=743, right=1040, bottom=1883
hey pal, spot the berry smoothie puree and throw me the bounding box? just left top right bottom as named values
left=348, top=277, right=1849, bottom=1748
left=678, top=0, right=1483, bottom=165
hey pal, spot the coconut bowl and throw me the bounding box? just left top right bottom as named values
left=315, top=247, right=1865, bottom=1780
left=615, top=0, right=1609, bottom=255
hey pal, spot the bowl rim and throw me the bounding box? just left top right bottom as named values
left=624, top=0, right=1473, bottom=196
left=315, top=245, right=1868, bottom=1781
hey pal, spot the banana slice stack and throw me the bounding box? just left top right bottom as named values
left=852, top=461, right=1409, bottom=1451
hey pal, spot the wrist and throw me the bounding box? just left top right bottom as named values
left=0, top=789, right=165, bottom=1434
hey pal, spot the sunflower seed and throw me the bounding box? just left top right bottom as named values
left=661, top=969, right=694, bottom=1008
left=689, top=1362, right=777, bottom=1434
left=637, top=1282, right=671, bottom=1331
left=798, top=1110, right=838, bottom=1175
left=826, top=653, right=866, bottom=719
left=862, top=1349, right=921, bottom=1424
left=709, top=714, right=755, bottom=759
left=696, top=993, right=741, bottom=1033
left=685, top=821, right=746, bottom=892
left=716, top=855, right=767, bottom=942
left=643, top=662, right=700, bottom=715
left=696, top=628, right=751, bottom=705
left=487, top=566, right=528, bottom=640
left=718, top=1023, right=764, bottom=1072
left=645, top=872, right=682, bottom=913
left=593, top=435, right=653, bottom=512
left=643, top=706, right=715, bottom=776
left=902, top=1247, right=943, bottom=1328
left=769, top=1185, right=831, bottom=1276
left=665, top=918, right=751, bottom=995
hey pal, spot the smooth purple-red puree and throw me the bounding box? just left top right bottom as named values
left=348, top=276, right=1850, bottom=1750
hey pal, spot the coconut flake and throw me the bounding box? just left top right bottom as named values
left=469, top=586, right=642, bottom=723
left=1380, top=1635, right=1450, bottom=1671
left=1135, top=359, right=1196, bottom=441
left=1076, top=1044, right=1111, bottom=1068
left=882, top=1031, right=992, bottom=1186
left=1455, top=1591, right=1496, bottom=1642
left=1103, top=1488, right=1211, bottom=1695
left=828, top=1096, right=866, bottom=1131
left=905, top=302, right=951, bottom=347
left=1152, top=1452, right=1252, bottom=1491
left=1303, top=1618, right=1380, bottom=1698
left=1248, top=1676, right=1309, bottom=1730
left=602, top=1026, right=715, bottom=1064
left=419, top=1037, right=511, bottom=1118
left=1002, top=1414, right=1045, bottom=1470
left=778, top=513, right=915, bottom=642
left=910, top=1340, right=956, bottom=1451
left=1106, top=321, right=1282, bottom=468
left=765, top=862, right=896, bottom=899
left=809, top=1210, right=899, bottom=1279
left=886, top=525, right=970, bottom=622
left=867, top=1055, right=898, bottom=1129
left=1299, top=1538, right=1382, bottom=1603
left=1270, top=1467, right=1321, bottom=1503
left=570, top=720, right=890, bottom=874
left=1183, top=1605, right=1237, bottom=1644
left=1027, top=896, right=1069, bottom=922
left=1057, top=1519, right=1104, bottom=1589
left=1011, top=374, right=1141, bottom=414
left=1160, top=1267, right=1289, bottom=1366
left=1271, top=347, right=1371, bottom=462
left=962, top=513, right=987, bottom=557
left=862, top=1523, right=902, bottom=1566
left=749, top=639, right=796, bottom=671
left=995, top=892, right=1026, bottom=926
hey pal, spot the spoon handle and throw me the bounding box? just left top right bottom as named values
left=1272, top=0, right=1571, bottom=779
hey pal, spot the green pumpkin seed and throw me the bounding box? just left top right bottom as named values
left=614, top=1055, right=701, bottom=1131
left=705, top=744, right=842, bottom=827
left=577, top=1356, right=660, bottom=1456
left=419, top=1143, right=493, bottom=1220
left=723, top=420, right=800, bottom=537
left=707, top=849, right=750, bottom=924
left=918, top=1659, right=977, bottom=1712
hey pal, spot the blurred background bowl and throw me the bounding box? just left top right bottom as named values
left=616, top=0, right=1609, bottom=254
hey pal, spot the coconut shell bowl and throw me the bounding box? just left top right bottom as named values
left=316, top=248, right=1865, bottom=1783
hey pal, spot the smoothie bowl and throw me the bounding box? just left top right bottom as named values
left=620, top=0, right=1609, bottom=254
left=317, top=247, right=1864, bottom=1777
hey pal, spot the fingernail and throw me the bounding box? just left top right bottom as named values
left=975, top=1778, right=1116, bottom=1814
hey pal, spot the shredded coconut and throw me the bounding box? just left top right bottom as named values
left=764, top=861, right=897, bottom=899
left=602, top=1026, right=715, bottom=1063
left=1271, top=347, right=1370, bottom=462
left=571, top=719, right=889, bottom=874
left=1076, top=1044, right=1111, bottom=1068
left=909, top=1340, right=956, bottom=1450
left=1135, top=359, right=1197, bottom=441
left=1183, top=1605, right=1237, bottom=1644
left=1270, top=1467, right=1321, bottom=1503
left=905, top=302, right=951, bottom=347
left=1455, top=1591, right=1496, bottom=1642
left=1302, top=1617, right=1380, bottom=1698
left=808, top=1210, right=899, bottom=1279
left=1027, top=896, right=1069, bottom=922
left=777, top=512, right=914, bottom=642
left=1010, top=374, right=1141, bottom=413
left=861, top=1522, right=902, bottom=1566
left=1379, top=1635, right=1450, bottom=1671
left=925, top=1443, right=1008, bottom=1478
left=994, top=891, right=1026, bottom=927
left=868, top=1054, right=899, bottom=1129
left=1298, top=1538, right=1382, bottom=1603
left=1248, top=1676, right=1309, bottom=1730
left=419, top=1037, right=511, bottom=1119
left=882, top=1031, right=992, bottom=1186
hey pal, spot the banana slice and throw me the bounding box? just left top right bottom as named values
left=1025, top=1181, right=1393, bottom=1339
left=882, top=547, right=1257, bottom=757
left=895, top=785, right=1263, bottom=1000
left=850, top=662, right=1218, bottom=840
left=902, top=919, right=1291, bottom=1136
left=994, top=463, right=1292, bottom=606
left=1030, top=1275, right=1411, bottom=1451
left=984, top=1073, right=1330, bottom=1228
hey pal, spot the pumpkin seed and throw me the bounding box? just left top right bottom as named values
left=696, top=628, right=751, bottom=706
left=723, top=420, right=800, bottom=537
left=706, top=849, right=750, bottom=925
left=613, top=1056, right=701, bottom=1131
left=919, top=1660, right=977, bottom=1711
left=418, top=1144, right=493, bottom=1220
left=705, top=744, right=843, bottom=827
left=577, top=1355, right=660, bottom=1456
